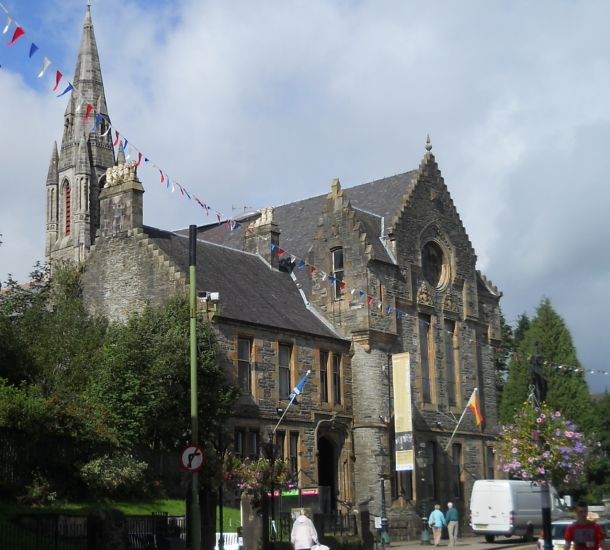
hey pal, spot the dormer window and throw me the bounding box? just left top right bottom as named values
left=331, top=247, right=344, bottom=300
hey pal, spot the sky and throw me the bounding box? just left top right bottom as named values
left=0, top=0, right=609, bottom=392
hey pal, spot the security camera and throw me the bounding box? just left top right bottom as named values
left=197, top=291, right=220, bottom=302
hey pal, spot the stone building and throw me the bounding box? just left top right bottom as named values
left=45, top=6, right=503, bottom=540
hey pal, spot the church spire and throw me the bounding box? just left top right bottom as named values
left=47, top=4, right=115, bottom=267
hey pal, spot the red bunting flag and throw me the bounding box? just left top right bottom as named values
left=159, top=170, right=165, bottom=183
left=7, top=25, right=24, bottom=47
left=367, top=296, right=373, bottom=305
left=135, top=152, right=142, bottom=168
left=113, top=131, right=119, bottom=147
left=310, top=266, right=317, bottom=274
left=277, top=248, right=286, bottom=256
left=339, top=281, right=346, bottom=290
left=83, top=103, right=93, bottom=124
left=52, top=70, right=62, bottom=91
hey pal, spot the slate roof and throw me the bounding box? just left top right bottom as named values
left=143, top=225, right=345, bottom=341
left=193, top=170, right=419, bottom=262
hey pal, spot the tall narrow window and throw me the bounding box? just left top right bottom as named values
left=289, top=431, right=299, bottom=477
left=248, top=431, right=259, bottom=459
left=331, top=248, right=344, bottom=300
left=275, top=431, right=286, bottom=460
left=486, top=447, right=495, bottom=479
left=238, top=338, right=252, bottom=395
left=320, top=351, right=329, bottom=403
left=279, top=344, right=292, bottom=399
left=451, top=443, right=462, bottom=498
left=332, top=354, right=341, bottom=404
left=65, top=184, right=71, bottom=236
left=234, top=429, right=245, bottom=459
left=445, top=320, right=457, bottom=406
left=419, top=315, right=431, bottom=403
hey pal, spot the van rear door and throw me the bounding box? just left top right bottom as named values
left=471, top=482, right=512, bottom=534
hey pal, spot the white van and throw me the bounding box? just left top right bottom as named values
left=470, top=480, right=567, bottom=542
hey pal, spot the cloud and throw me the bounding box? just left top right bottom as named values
left=1, top=0, right=609, bottom=391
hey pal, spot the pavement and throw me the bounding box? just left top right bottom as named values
left=387, top=535, right=536, bottom=550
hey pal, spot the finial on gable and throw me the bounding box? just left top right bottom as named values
left=425, top=134, right=432, bottom=152
left=331, top=178, right=341, bottom=193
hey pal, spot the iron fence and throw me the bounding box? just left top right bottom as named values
left=0, top=514, right=87, bottom=550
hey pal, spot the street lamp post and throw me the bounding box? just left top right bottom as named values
left=416, top=444, right=429, bottom=545
left=375, top=452, right=389, bottom=550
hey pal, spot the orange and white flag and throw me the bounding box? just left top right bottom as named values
left=467, top=388, right=484, bottom=426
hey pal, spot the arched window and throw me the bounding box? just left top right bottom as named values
left=65, top=183, right=71, bottom=236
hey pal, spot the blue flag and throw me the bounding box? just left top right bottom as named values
left=289, top=369, right=311, bottom=402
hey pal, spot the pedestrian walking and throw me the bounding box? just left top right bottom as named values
left=291, top=509, right=319, bottom=550
left=428, top=504, right=447, bottom=547
left=445, top=502, right=459, bottom=547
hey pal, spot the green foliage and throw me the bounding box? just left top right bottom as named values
left=494, top=314, right=514, bottom=398
left=18, top=474, right=58, bottom=506
left=582, top=393, right=610, bottom=502
left=85, top=297, right=239, bottom=451
left=79, top=453, right=149, bottom=498
left=496, top=401, right=590, bottom=490
left=0, top=379, right=51, bottom=432
left=499, top=299, right=594, bottom=431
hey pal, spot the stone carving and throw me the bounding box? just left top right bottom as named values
left=105, top=161, right=138, bottom=188
left=416, top=281, right=433, bottom=307
left=251, top=207, right=274, bottom=228
left=442, top=290, right=459, bottom=314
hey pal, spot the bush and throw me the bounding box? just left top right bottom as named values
left=17, top=473, right=57, bottom=506
left=80, top=453, right=149, bottom=498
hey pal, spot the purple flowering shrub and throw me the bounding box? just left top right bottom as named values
left=223, top=452, right=292, bottom=508
left=495, top=401, right=588, bottom=488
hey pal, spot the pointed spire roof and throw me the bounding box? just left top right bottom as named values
left=46, top=141, right=59, bottom=186
left=64, top=4, right=109, bottom=141
left=117, top=142, right=126, bottom=165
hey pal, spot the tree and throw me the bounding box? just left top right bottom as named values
left=85, top=297, right=239, bottom=451
left=499, top=300, right=594, bottom=432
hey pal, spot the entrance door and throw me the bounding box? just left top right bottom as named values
left=317, top=436, right=336, bottom=513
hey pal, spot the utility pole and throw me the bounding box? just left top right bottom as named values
left=189, top=225, right=201, bottom=550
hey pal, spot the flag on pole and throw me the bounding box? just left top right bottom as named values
left=289, top=369, right=311, bottom=402
left=467, top=387, right=484, bottom=426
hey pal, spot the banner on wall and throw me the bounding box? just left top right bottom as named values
left=392, top=352, right=414, bottom=471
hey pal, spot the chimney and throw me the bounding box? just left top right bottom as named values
left=244, top=207, right=280, bottom=269
left=99, top=161, right=144, bottom=237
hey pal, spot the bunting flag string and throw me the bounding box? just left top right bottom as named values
left=0, top=3, right=244, bottom=230
left=266, top=241, right=610, bottom=377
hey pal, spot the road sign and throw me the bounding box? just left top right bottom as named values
left=180, top=444, right=205, bottom=472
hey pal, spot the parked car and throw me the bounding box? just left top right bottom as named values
left=536, top=518, right=610, bottom=550
left=470, top=480, right=568, bottom=542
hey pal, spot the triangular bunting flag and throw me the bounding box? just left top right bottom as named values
left=7, top=26, right=24, bottom=47
left=310, top=266, right=317, bottom=274
left=52, top=70, right=62, bottom=91
left=37, top=56, right=51, bottom=78
left=56, top=83, right=73, bottom=97
left=91, top=113, right=103, bottom=133
left=113, top=131, right=119, bottom=147
left=135, top=152, right=142, bottom=168
left=28, top=42, right=38, bottom=58
left=2, top=14, right=11, bottom=35
left=83, top=103, right=93, bottom=124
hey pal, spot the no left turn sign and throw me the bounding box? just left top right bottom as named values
left=180, top=444, right=205, bottom=472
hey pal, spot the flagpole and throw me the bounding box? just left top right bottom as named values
left=273, top=393, right=297, bottom=434
left=444, top=388, right=476, bottom=452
